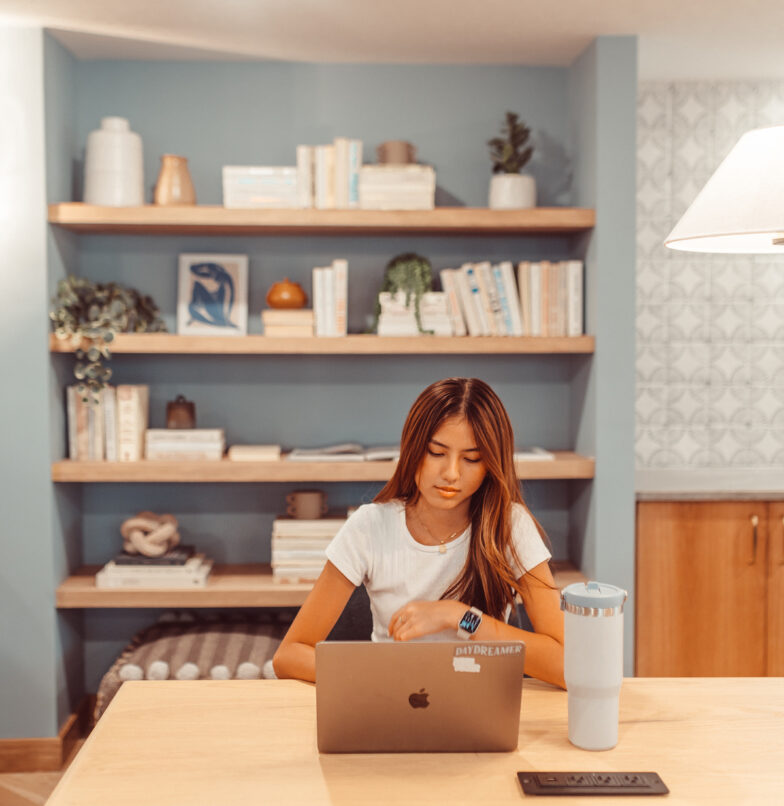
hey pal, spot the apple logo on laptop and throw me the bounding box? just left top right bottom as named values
left=408, top=688, right=429, bottom=709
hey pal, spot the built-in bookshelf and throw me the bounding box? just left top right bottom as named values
left=49, top=333, right=595, bottom=355
left=51, top=453, right=595, bottom=483
left=48, top=203, right=595, bottom=236
left=56, top=560, right=587, bottom=609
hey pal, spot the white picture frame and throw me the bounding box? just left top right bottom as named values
left=177, top=253, right=248, bottom=336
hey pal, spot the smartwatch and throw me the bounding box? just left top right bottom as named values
left=457, top=606, right=483, bottom=640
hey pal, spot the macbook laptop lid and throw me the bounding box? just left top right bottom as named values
left=315, top=640, right=525, bottom=753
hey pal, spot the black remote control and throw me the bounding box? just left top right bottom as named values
left=518, top=771, right=669, bottom=796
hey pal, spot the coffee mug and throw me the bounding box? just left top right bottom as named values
left=286, top=490, right=328, bottom=520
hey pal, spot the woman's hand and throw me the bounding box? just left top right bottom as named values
left=388, top=600, right=465, bottom=641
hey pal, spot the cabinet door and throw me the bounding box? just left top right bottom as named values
left=636, top=501, right=768, bottom=677
left=767, top=502, right=784, bottom=676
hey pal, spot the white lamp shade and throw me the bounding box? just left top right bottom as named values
left=665, top=125, right=784, bottom=253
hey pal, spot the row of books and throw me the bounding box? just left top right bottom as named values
left=270, top=514, right=347, bottom=583
left=437, top=260, right=584, bottom=338
left=95, top=545, right=214, bottom=589
left=222, top=138, right=435, bottom=211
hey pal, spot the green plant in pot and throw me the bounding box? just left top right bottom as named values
left=487, top=111, right=536, bottom=209
left=50, top=275, right=167, bottom=401
left=371, top=253, right=434, bottom=334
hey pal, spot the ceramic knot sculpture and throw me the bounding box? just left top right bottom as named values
left=120, top=511, right=180, bottom=557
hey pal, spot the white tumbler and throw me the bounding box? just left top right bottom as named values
left=561, top=581, right=628, bottom=751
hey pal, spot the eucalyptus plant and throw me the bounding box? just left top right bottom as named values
left=488, top=111, right=533, bottom=174
left=372, top=252, right=434, bottom=334
left=50, top=275, right=167, bottom=401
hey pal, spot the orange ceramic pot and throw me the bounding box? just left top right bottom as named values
left=266, top=278, right=307, bottom=309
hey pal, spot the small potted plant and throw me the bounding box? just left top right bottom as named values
left=487, top=111, right=536, bottom=209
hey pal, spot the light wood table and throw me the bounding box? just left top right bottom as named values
left=47, top=678, right=783, bottom=805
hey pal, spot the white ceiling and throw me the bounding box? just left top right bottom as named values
left=1, top=0, right=784, bottom=80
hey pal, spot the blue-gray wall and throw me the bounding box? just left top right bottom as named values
left=0, top=31, right=637, bottom=737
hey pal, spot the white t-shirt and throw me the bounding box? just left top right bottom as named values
left=325, top=500, right=551, bottom=643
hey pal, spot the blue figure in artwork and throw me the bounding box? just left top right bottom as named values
left=187, top=262, right=237, bottom=329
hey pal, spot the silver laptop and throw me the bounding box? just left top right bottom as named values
left=315, top=640, right=526, bottom=753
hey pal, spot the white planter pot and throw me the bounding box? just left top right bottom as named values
left=488, top=173, right=536, bottom=209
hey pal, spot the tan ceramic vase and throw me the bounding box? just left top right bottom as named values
left=266, top=278, right=308, bottom=308
left=154, top=154, right=196, bottom=205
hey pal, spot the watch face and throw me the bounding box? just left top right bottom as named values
left=459, top=610, right=482, bottom=634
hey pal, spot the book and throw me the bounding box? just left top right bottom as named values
left=145, top=429, right=225, bottom=444
left=96, top=559, right=213, bottom=589
left=102, top=555, right=206, bottom=574
left=462, top=264, right=491, bottom=335
left=517, top=261, right=531, bottom=336
left=286, top=443, right=399, bottom=462
left=513, top=447, right=555, bottom=461
left=312, top=267, right=328, bottom=336
left=222, top=166, right=298, bottom=209
left=116, top=384, right=149, bottom=461
left=112, top=546, right=196, bottom=566
left=87, top=392, right=105, bottom=460
left=227, top=444, right=281, bottom=461
left=452, top=268, right=482, bottom=336
left=528, top=262, right=542, bottom=337
left=438, top=269, right=467, bottom=337
left=566, top=259, right=584, bottom=337
left=333, top=137, right=350, bottom=208
left=347, top=139, right=362, bottom=208
left=263, top=325, right=314, bottom=337
left=261, top=309, right=314, bottom=325
left=296, top=145, right=315, bottom=208
left=332, top=258, right=348, bottom=336
left=145, top=446, right=224, bottom=461
left=477, top=261, right=503, bottom=335
left=314, top=145, right=336, bottom=209
left=358, top=165, right=436, bottom=210
left=498, top=261, right=524, bottom=337
left=103, top=385, right=118, bottom=461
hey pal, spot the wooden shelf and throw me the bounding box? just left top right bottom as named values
left=56, top=560, right=586, bottom=609
left=49, top=332, right=595, bottom=355
left=50, top=453, right=595, bottom=483
left=48, top=203, right=595, bottom=236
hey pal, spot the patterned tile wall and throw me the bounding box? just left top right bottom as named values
left=636, top=82, right=784, bottom=469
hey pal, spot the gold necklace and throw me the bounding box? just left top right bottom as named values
left=410, top=507, right=469, bottom=554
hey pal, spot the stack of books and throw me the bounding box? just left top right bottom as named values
left=286, top=442, right=399, bottom=462
left=312, top=258, right=348, bottom=336
left=261, top=309, right=314, bottom=337
left=227, top=444, right=282, bottom=462
left=67, top=383, right=149, bottom=462
left=144, top=429, right=225, bottom=461
left=297, top=137, right=363, bottom=209
left=271, top=515, right=347, bottom=583
left=222, top=166, right=299, bottom=209
left=376, top=291, right=452, bottom=336
left=95, top=546, right=213, bottom=589
left=358, top=165, right=436, bottom=210
left=517, top=260, right=584, bottom=337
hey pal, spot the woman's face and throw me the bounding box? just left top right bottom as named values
left=414, top=416, right=487, bottom=514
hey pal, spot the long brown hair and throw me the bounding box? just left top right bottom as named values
left=375, top=377, right=549, bottom=620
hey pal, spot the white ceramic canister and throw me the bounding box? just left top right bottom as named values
left=83, top=117, right=144, bottom=206
left=560, top=581, right=628, bottom=751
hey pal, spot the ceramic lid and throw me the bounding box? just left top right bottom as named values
left=560, top=581, right=628, bottom=613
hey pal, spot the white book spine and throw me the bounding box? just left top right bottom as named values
left=492, top=264, right=515, bottom=336
left=296, top=145, right=314, bottom=208
left=332, top=258, right=348, bottom=336
left=66, top=386, right=78, bottom=460
left=475, top=262, right=499, bottom=335
left=438, top=269, right=467, bottom=337
left=462, top=265, right=491, bottom=335
left=567, top=259, right=584, bottom=337
left=529, top=263, right=542, bottom=337
left=314, top=145, right=336, bottom=209
left=313, top=267, right=328, bottom=336
left=517, top=261, right=531, bottom=336
left=117, top=385, right=148, bottom=462
left=333, top=137, right=350, bottom=208
left=321, top=266, right=336, bottom=336
left=347, top=139, right=362, bottom=208
left=103, top=385, right=117, bottom=462
left=499, top=261, right=524, bottom=337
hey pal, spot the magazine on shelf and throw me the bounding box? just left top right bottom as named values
left=286, top=443, right=400, bottom=462
left=112, top=545, right=196, bottom=566
left=513, top=447, right=555, bottom=461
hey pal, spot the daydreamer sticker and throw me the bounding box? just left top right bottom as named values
left=454, top=643, right=523, bottom=657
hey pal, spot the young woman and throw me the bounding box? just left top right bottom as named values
left=272, top=377, right=565, bottom=688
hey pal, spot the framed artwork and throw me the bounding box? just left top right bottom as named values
left=177, top=253, right=248, bottom=336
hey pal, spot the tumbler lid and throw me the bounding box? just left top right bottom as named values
left=560, top=581, right=628, bottom=615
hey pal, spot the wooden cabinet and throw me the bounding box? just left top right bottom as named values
left=636, top=501, right=783, bottom=677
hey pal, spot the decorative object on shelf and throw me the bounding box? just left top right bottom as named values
left=487, top=111, right=536, bottom=210
left=83, top=116, right=144, bottom=206
left=370, top=252, right=434, bottom=334
left=266, top=277, right=308, bottom=309
left=153, top=154, right=196, bottom=206
left=286, top=489, right=328, bottom=520
left=177, top=253, right=248, bottom=336
left=166, top=394, right=196, bottom=429
left=50, top=276, right=166, bottom=400
left=376, top=140, right=417, bottom=165
left=120, top=511, right=181, bottom=557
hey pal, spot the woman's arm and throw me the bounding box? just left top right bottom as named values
left=272, top=561, right=357, bottom=682
left=388, top=560, right=565, bottom=689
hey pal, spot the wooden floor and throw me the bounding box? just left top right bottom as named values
left=0, top=741, right=83, bottom=805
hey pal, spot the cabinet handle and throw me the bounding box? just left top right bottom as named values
left=749, top=515, right=759, bottom=565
